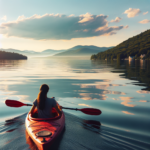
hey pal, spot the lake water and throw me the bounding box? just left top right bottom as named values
left=0, top=57, right=150, bottom=150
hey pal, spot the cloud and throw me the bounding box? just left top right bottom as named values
left=139, top=19, right=150, bottom=24
left=110, top=17, right=122, bottom=23
left=124, top=25, right=129, bottom=29
left=1, top=15, right=7, bottom=21
left=0, top=13, right=126, bottom=40
left=17, top=15, right=26, bottom=21
left=143, top=11, right=148, bottom=15
left=78, top=13, right=94, bottom=23
left=68, top=14, right=75, bottom=17
left=124, top=8, right=141, bottom=18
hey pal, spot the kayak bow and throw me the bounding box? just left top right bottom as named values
left=25, top=105, right=65, bottom=150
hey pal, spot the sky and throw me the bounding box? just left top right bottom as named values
left=0, top=0, right=150, bottom=52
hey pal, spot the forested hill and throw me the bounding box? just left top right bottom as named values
left=91, top=29, right=150, bottom=60
left=0, top=51, right=27, bottom=60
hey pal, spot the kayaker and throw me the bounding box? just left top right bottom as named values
left=29, top=84, right=62, bottom=118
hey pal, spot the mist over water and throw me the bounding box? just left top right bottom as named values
left=0, top=57, right=150, bottom=150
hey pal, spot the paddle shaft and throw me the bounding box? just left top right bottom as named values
left=62, top=107, right=78, bottom=111
left=21, top=105, right=79, bottom=111
left=27, top=104, right=33, bottom=106
left=23, top=105, right=79, bottom=110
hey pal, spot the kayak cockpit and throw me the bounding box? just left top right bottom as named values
left=28, top=107, right=61, bottom=121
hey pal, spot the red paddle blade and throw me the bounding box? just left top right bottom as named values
left=5, top=100, right=27, bottom=107
left=80, top=108, right=102, bottom=115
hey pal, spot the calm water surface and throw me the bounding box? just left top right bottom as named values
left=0, top=57, right=150, bottom=150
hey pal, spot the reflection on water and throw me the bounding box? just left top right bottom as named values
left=78, top=103, right=92, bottom=107
left=122, top=111, right=135, bottom=115
left=25, top=130, right=38, bottom=150
left=113, top=60, right=150, bottom=90
left=0, top=58, right=150, bottom=150
left=0, top=59, right=27, bottom=69
left=3, top=115, right=25, bottom=133
left=119, top=97, right=136, bottom=107
left=137, top=90, right=150, bottom=94
left=82, top=120, right=101, bottom=132
left=139, top=100, right=147, bottom=102
left=139, top=59, right=146, bottom=69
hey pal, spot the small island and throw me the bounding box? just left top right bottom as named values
left=91, top=29, right=150, bottom=60
left=0, top=51, right=27, bottom=60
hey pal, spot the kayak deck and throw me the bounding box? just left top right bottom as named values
left=25, top=107, right=65, bottom=150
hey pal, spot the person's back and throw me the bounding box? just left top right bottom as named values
left=33, top=97, right=56, bottom=118
left=29, top=84, right=62, bottom=118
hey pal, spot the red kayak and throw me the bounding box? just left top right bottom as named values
left=25, top=104, right=65, bottom=150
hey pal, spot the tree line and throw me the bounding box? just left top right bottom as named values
left=91, top=29, right=150, bottom=60
left=0, top=51, right=27, bottom=60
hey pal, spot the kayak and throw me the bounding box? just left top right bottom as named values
left=25, top=104, right=65, bottom=150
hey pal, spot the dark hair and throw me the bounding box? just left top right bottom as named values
left=37, top=84, right=49, bottom=110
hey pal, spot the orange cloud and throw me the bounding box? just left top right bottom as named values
left=110, top=17, right=122, bottom=23
left=124, top=25, right=129, bottom=29
left=1, top=15, right=7, bottom=21
left=139, top=19, right=150, bottom=24
left=143, top=11, right=148, bottom=15
left=124, top=8, right=141, bottom=18
left=79, top=13, right=94, bottom=23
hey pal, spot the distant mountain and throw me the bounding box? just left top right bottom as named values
left=42, top=49, right=65, bottom=55
left=91, top=29, right=150, bottom=60
left=0, top=48, right=65, bottom=57
left=67, top=45, right=104, bottom=51
left=54, top=45, right=113, bottom=56
left=0, top=45, right=114, bottom=58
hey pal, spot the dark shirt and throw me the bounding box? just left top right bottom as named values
left=33, top=98, right=56, bottom=118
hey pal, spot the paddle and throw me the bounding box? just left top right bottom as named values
left=5, top=100, right=33, bottom=107
left=61, top=107, right=101, bottom=115
left=5, top=99, right=102, bottom=115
